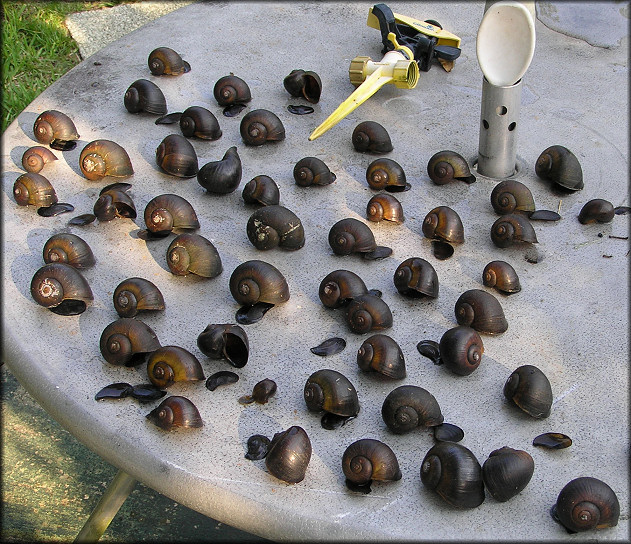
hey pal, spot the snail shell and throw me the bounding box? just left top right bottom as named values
left=197, top=324, right=249, bottom=368
left=13, top=173, right=58, bottom=207
left=147, top=346, right=205, bottom=388
left=166, top=233, right=223, bottom=278
left=483, top=261, right=521, bottom=294
left=155, top=134, right=198, bottom=178
left=144, top=193, right=199, bottom=235
left=439, top=326, right=483, bottom=376
left=197, top=146, right=242, bottom=194
left=422, top=206, right=465, bottom=244
left=382, top=385, right=443, bottom=434
left=43, top=233, right=95, bottom=269
left=490, top=180, right=535, bottom=215
left=578, top=199, right=615, bottom=224
left=342, top=438, right=401, bottom=486
left=30, top=262, right=93, bottom=315
left=304, top=369, right=360, bottom=417
left=357, top=334, right=406, bottom=379
left=455, top=289, right=508, bottom=335
left=99, top=317, right=161, bottom=366
left=242, top=175, right=280, bottom=206
left=124, top=79, right=167, bottom=115
left=427, top=150, right=476, bottom=185
left=265, top=426, right=312, bottom=484
left=22, top=146, right=58, bottom=173
left=503, top=364, right=553, bottom=419
left=147, top=47, right=191, bottom=76
left=156, top=106, right=221, bottom=140
left=328, top=218, right=377, bottom=256
left=293, top=157, right=336, bottom=186
left=33, top=110, right=80, bottom=150
left=113, top=277, right=165, bottom=317
left=213, top=74, right=252, bottom=106
left=366, top=157, right=409, bottom=191
left=229, top=260, right=290, bottom=306
left=283, top=69, right=322, bottom=103
left=535, top=145, right=584, bottom=191
left=345, top=293, right=393, bottom=334
left=553, top=477, right=620, bottom=533
left=79, top=140, right=134, bottom=181
left=352, top=121, right=393, bottom=154
left=246, top=205, right=305, bottom=251
left=393, top=257, right=438, bottom=298
left=240, top=109, right=285, bottom=146
left=93, top=188, right=136, bottom=221
left=146, top=396, right=203, bottom=431
left=318, top=269, right=368, bottom=309
left=366, top=193, right=404, bottom=223
left=491, top=213, right=538, bottom=248
left=482, top=446, right=534, bottom=502
left=420, top=441, right=485, bottom=508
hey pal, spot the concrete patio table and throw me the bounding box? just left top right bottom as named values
left=2, top=2, right=628, bottom=541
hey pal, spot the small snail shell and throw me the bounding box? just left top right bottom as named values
left=113, top=277, right=165, bottom=318
left=283, top=69, right=322, bottom=103
left=553, top=477, right=620, bottom=533
left=439, top=326, right=483, bottom=376
left=239, top=378, right=277, bottom=405
left=357, top=334, right=406, bottom=379
left=420, top=441, right=485, bottom=508
left=196, top=324, right=249, bottom=368
left=265, top=426, right=311, bottom=483
left=318, top=269, right=368, bottom=308
left=503, top=364, right=553, bottom=419
left=213, top=74, right=252, bottom=106
left=146, top=396, right=203, bottom=431
left=293, top=157, right=336, bottom=186
left=491, top=213, right=538, bottom=248
left=99, top=317, right=161, bottom=366
left=33, top=110, right=80, bottom=150
left=147, top=47, right=191, bottom=76
left=22, top=146, right=58, bottom=173
left=30, top=262, right=93, bottom=315
left=535, top=145, right=584, bottom=191
left=13, top=173, right=57, bottom=207
left=382, top=385, right=443, bottom=434
left=366, top=193, right=404, bottom=223
left=166, top=233, right=223, bottom=278
left=246, top=205, right=305, bottom=251
left=197, top=146, right=242, bottom=194
left=483, top=261, right=521, bottom=294
left=490, top=180, right=535, bottom=215
left=79, top=140, right=133, bottom=181
left=422, top=206, right=464, bottom=244
left=342, top=438, right=401, bottom=486
left=427, top=150, right=476, bottom=185
left=393, top=257, right=438, bottom=298
left=144, top=193, right=199, bottom=235
left=345, top=293, right=393, bottom=334
left=366, top=157, right=409, bottom=191
left=304, top=369, right=360, bottom=417
left=124, top=79, right=167, bottom=115
left=156, top=106, right=221, bottom=140
left=578, top=199, right=615, bottom=224
left=43, top=233, right=95, bottom=269
left=242, top=175, right=280, bottom=206
left=352, top=121, right=393, bottom=154
left=229, top=260, right=290, bottom=306
left=155, top=134, right=198, bottom=178
left=93, top=188, right=136, bottom=221
left=147, top=346, right=204, bottom=388
left=328, top=218, right=376, bottom=256
left=240, top=109, right=285, bottom=146
left=482, top=446, right=534, bottom=502
left=455, top=289, right=508, bottom=335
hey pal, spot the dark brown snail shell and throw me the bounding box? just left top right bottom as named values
left=124, top=79, right=167, bottom=115
left=491, top=213, right=538, bottom=248
left=381, top=385, right=443, bottom=434
left=13, top=173, right=57, bottom=207
left=213, top=74, right=252, bottom=106
left=483, top=261, right=521, bottom=294
left=422, top=206, right=464, bottom=244
left=197, top=146, right=242, bottom=194
left=345, top=293, right=393, bottom=334
left=553, top=477, right=620, bottom=533
left=393, top=257, right=438, bottom=298
left=439, top=326, right=483, bottom=376
left=246, top=205, right=305, bottom=251
left=242, top=175, right=280, bottom=206
left=491, top=180, right=535, bottom=215
left=99, top=317, right=161, bottom=366
left=366, top=193, right=404, bottom=223
left=328, top=217, right=390, bottom=258
left=535, top=145, right=584, bottom=191
left=93, top=188, right=136, bottom=221
left=166, top=233, right=223, bottom=278
left=240, top=109, right=285, bottom=146
left=304, top=369, right=360, bottom=417
left=455, top=289, right=508, bottom=335
left=366, top=158, right=409, bottom=191
left=43, top=233, right=95, bottom=269
left=30, top=262, right=93, bottom=315
left=144, top=193, right=199, bottom=235
left=229, top=260, right=290, bottom=306
left=148, top=47, right=191, bottom=76
left=33, top=110, right=80, bottom=150
left=157, top=106, right=221, bottom=140
left=293, top=157, right=336, bottom=186
left=239, top=378, right=277, bottom=405
left=352, top=121, right=393, bottom=154
left=113, top=277, right=165, bottom=318
left=265, top=426, right=311, bottom=484
left=318, top=269, right=369, bottom=308
left=357, top=334, right=406, bottom=379
left=147, top=346, right=204, bottom=388
left=420, top=441, right=485, bottom=508
left=155, top=134, right=198, bottom=178
left=427, top=150, right=476, bottom=185
left=146, top=396, right=203, bottom=431
left=342, top=438, right=401, bottom=486
left=283, top=69, right=322, bottom=103
left=503, top=364, right=553, bottom=419
left=482, top=446, right=534, bottom=502
left=79, top=140, right=133, bottom=181
left=578, top=199, right=615, bottom=224
left=22, top=146, right=58, bottom=173
left=197, top=324, right=249, bottom=368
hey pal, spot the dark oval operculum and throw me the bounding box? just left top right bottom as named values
left=213, top=74, right=252, bottom=106
left=366, top=193, right=404, bottom=223
left=318, top=269, right=368, bottom=309
left=482, top=446, right=534, bottom=502
left=265, top=426, right=311, bottom=483
left=357, top=334, right=406, bottom=379
left=197, top=146, right=242, bottom=193
left=13, top=173, right=58, bottom=207
left=99, top=317, right=160, bottom=366
left=146, top=396, right=203, bottom=431
left=246, top=205, right=305, bottom=251
left=155, top=134, right=198, bottom=178
left=113, top=277, right=164, bottom=317
left=148, top=46, right=190, bottom=76
left=427, top=150, right=475, bottom=185
left=455, top=289, right=508, bottom=335
left=22, top=146, right=58, bottom=174
left=30, top=262, right=93, bottom=315
left=366, top=157, right=409, bottom=191
left=503, top=364, right=553, bottom=419
left=345, top=293, right=393, bottom=334
left=283, top=69, right=322, bottom=103
left=166, top=233, right=222, bottom=278
left=393, top=257, right=438, bottom=298
left=124, top=79, right=167, bottom=115
left=42, top=233, right=95, bottom=269
left=240, top=109, right=285, bottom=146
left=304, top=369, right=359, bottom=417
left=197, top=324, right=249, bottom=368
left=143, top=193, right=199, bottom=235
left=483, top=260, right=521, bottom=294
left=147, top=345, right=204, bottom=388
left=293, top=157, right=336, bottom=186
left=242, top=175, right=280, bottom=206
left=352, top=121, right=393, bottom=154
left=578, top=199, right=615, bottom=224
left=439, top=326, right=483, bottom=376
left=342, top=438, right=401, bottom=488
left=381, top=385, right=443, bottom=434
left=33, top=110, right=80, bottom=150
left=535, top=145, right=583, bottom=191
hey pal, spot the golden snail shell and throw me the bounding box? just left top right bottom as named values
left=147, top=346, right=205, bottom=388
left=146, top=396, right=203, bottom=431
left=482, top=446, right=534, bottom=502
left=79, top=140, right=134, bottom=181
left=455, top=289, right=508, bottom=335
left=490, top=213, right=538, bottom=248
left=535, top=145, right=584, bottom=191
left=33, top=110, right=80, bottom=150
left=342, top=438, right=401, bottom=486
left=148, top=47, right=191, bottom=76
left=318, top=269, right=368, bottom=309
left=357, top=334, right=406, bottom=379
left=99, top=317, right=161, bottom=366
left=490, top=180, right=535, bottom=215
left=240, top=109, right=285, bottom=146
left=503, top=364, right=553, bottom=419
left=304, top=369, right=360, bottom=417
left=242, top=175, right=280, bottom=207
left=422, top=206, right=465, bottom=244
left=352, top=121, right=393, bottom=154
left=22, top=146, right=58, bottom=173
left=439, top=326, right=484, bottom=376
left=155, top=134, right=199, bottom=178
left=144, top=193, right=199, bottom=235
left=578, top=199, right=615, bottom=224
left=366, top=193, right=404, bottom=223
left=197, top=146, right=242, bottom=194
left=213, top=74, right=252, bottom=106
left=265, top=426, right=311, bottom=483
left=43, top=233, right=95, bottom=269
left=229, top=260, right=290, bottom=306
left=196, top=324, right=249, bottom=368
left=13, top=173, right=57, bottom=207
left=483, top=261, right=521, bottom=294
left=30, top=262, right=93, bottom=315
left=293, top=157, right=336, bottom=186
left=366, top=157, right=409, bottom=191
left=246, top=205, right=305, bottom=251
left=427, top=150, right=476, bottom=185
left=124, top=79, right=167, bottom=115
left=381, top=385, right=443, bottom=434
left=166, top=233, right=223, bottom=278
left=393, top=257, right=438, bottom=298
left=283, top=69, right=322, bottom=103
left=113, top=277, right=165, bottom=318
left=345, top=293, right=393, bottom=334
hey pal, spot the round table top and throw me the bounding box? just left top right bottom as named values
left=2, top=2, right=628, bottom=541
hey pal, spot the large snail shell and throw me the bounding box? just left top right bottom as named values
left=439, top=326, right=484, bottom=376
left=366, top=158, right=408, bottom=191
left=148, top=47, right=191, bottom=76
left=483, top=261, right=521, bottom=294
left=535, top=145, right=584, bottom=191
left=30, top=262, right=93, bottom=315
left=553, top=477, right=620, bottom=532
left=352, top=121, right=393, bottom=154
left=196, top=324, right=249, bottom=368
left=366, top=193, right=404, bottom=223
left=43, top=233, right=95, bottom=269
left=357, top=334, right=406, bottom=379
left=79, top=140, right=133, bottom=181
left=265, top=426, right=312, bottom=484
left=342, top=438, right=402, bottom=485
left=197, top=146, right=242, bottom=193
left=13, top=173, right=58, bottom=207
left=420, top=441, right=485, bottom=508
left=213, top=74, right=252, bottom=106
left=146, top=396, right=203, bottom=431
left=304, top=369, right=360, bottom=417
left=455, top=289, right=508, bottom=335
left=242, top=175, right=280, bottom=206
left=293, top=157, right=336, bottom=186
left=113, top=277, right=165, bottom=317
left=166, top=233, right=222, bottom=278
left=422, top=206, right=465, bottom=244
left=318, top=269, right=368, bottom=309
left=427, top=150, right=476, bottom=185
left=491, top=180, right=535, bottom=215
left=93, top=188, right=136, bottom=221
left=382, top=385, right=443, bottom=434
left=175, top=106, right=221, bottom=140
left=246, top=205, right=305, bottom=251
left=156, top=134, right=198, bottom=178
left=147, top=346, right=204, bottom=388
left=229, top=260, right=290, bottom=306
left=283, top=69, right=322, bottom=103
left=328, top=218, right=377, bottom=256
left=503, top=364, right=553, bottom=419
left=22, top=146, right=58, bottom=173
left=33, top=110, right=80, bottom=150
left=482, top=446, right=534, bottom=502
left=124, top=79, right=167, bottom=115
left=345, top=293, right=393, bottom=334
left=578, top=199, right=615, bottom=224
left=99, top=317, right=161, bottom=366
left=491, top=213, right=538, bottom=248
left=144, top=193, right=199, bottom=235
left=240, top=109, right=285, bottom=146
left=393, top=257, right=438, bottom=298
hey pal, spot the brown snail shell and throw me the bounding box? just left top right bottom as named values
left=482, top=446, right=534, bottom=502
left=328, top=218, right=391, bottom=259
left=293, top=157, right=336, bottom=186
left=197, top=324, right=249, bottom=368
left=246, top=205, right=305, bottom=251
left=93, top=188, right=136, bottom=221
left=30, top=262, right=93, bottom=315
left=99, top=317, right=160, bottom=366
left=43, top=233, right=95, bottom=269
left=156, top=134, right=198, bottom=178
left=113, top=277, right=165, bottom=318
left=242, top=175, right=280, bottom=206
left=148, top=47, right=191, bottom=76
left=156, top=106, right=221, bottom=140
left=483, top=260, right=521, bottom=294
left=229, top=260, right=290, bottom=306
left=146, top=396, right=203, bottom=431
left=491, top=180, right=535, bottom=215
left=366, top=193, right=404, bottom=223
left=147, top=346, right=204, bottom=388
left=439, top=326, right=483, bottom=376
left=352, top=121, right=393, bottom=154
left=345, top=293, right=393, bottom=334
left=166, top=233, right=222, bottom=278
left=382, top=385, right=443, bottom=434
left=33, top=110, right=80, bottom=150
left=427, top=150, right=476, bottom=185
left=491, top=213, right=538, bottom=248
left=22, top=146, right=58, bottom=173
left=420, top=441, right=485, bottom=508
left=13, top=173, right=57, bottom=207
left=503, top=364, right=553, bottom=419
left=318, top=269, right=368, bottom=309
left=79, top=140, right=133, bottom=181
left=144, top=193, right=199, bottom=235
left=366, top=157, right=409, bottom=191
left=213, top=74, right=252, bottom=106
left=124, top=79, right=167, bottom=115
left=393, top=257, right=438, bottom=298
left=304, top=369, right=360, bottom=417
left=422, top=206, right=465, bottom=244
left=535, top=145, right=584, bottom=191
left=197, top=146, right=242, bottom=193
left=357, top=334, right=406, bottom=379
left=342, top=438, right=401, bottom=487
left=455, top=289, right=508, bottom=335
left=578, top=199, right=615, bottom=224
left=240, top=109, right=285, bottom=146
left=283, top=69, right=322, bottom=103
left=265, top=426, right=311, bottom=483
left=239, top=378, right=277, bottom=405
